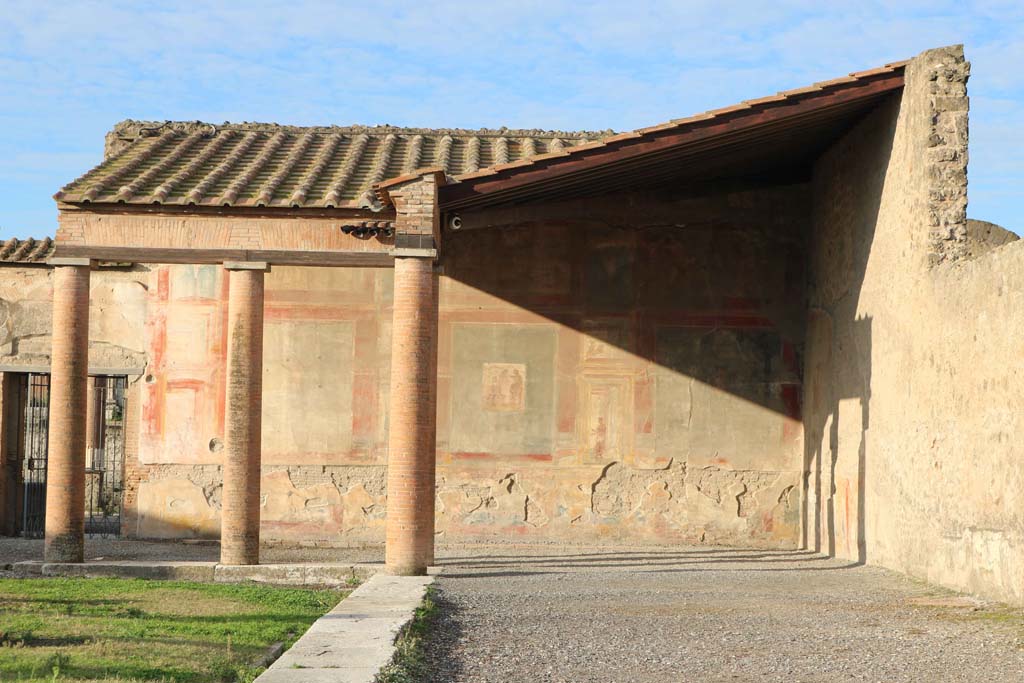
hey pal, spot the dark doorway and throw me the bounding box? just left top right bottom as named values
left=84, top=376, right=128, bottom=536
left=19, top=373, right=50, bottom=538
left=15, top=373, right=128, bottom=538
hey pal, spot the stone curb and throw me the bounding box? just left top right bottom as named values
left=15, top=560, right=217, bottom=582
left=11, top=560, right=385, bottom=586
left=255, top=573, right=435, bottom=683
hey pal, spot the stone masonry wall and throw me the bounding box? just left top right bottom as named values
left=0, top=265, right=147, bottom=371
left=805, top=45, right=1024, bottom=604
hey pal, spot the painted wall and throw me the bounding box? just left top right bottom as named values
left=126, top=183, right=808, bottom=548
left=805, top=45, right=1024, bottom=604
left=434, top=187, right=807, bottom=546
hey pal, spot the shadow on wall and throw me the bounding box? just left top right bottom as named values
left=436, top=182, right=811, bottom=545
left=440, top=184, right=809, bottom=424
left=800, top=97, right=897, bottom=564
left=434, top=183, right=823, bottom=548
left=436, top=103, right=891, bottom=556
left=803, top=314, right=871, bottom=564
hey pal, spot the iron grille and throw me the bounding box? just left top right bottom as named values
left=85, top=376, right=127, bottom=536
left=20, top=374, right=50, bottom=539
left=17, top=373, right=128, bottom=538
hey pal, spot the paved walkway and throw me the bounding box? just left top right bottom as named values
left=256, top=573, right=433, bottom=683
left=422, top=545, right=1024, bottom=683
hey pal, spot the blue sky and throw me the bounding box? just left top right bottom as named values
left=1, top=1, right=1021, bottom=238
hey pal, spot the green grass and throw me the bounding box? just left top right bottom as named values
left=0, top=577, right=347, bottom=683
left=375, top=586, right=437, bottom=683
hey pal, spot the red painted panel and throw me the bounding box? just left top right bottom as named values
left=452, top=452, right=553, bottom=462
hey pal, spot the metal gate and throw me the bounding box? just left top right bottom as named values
left=17, top=373, right=127, bottom=538
left=20, top=374, right=50, bottom=538
left=84, top=376, right=127, bottom=536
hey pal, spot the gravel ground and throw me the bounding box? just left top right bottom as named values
left=4, top=538, right=1023, bottom=681
left=420, top=545, right=1024, bottom=683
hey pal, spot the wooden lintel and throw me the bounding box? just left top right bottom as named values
left=53, top=245, right=395, bottom=268
left=55, top=201, right=392, bottom=221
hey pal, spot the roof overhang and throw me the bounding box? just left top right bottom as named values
left=439, top=64, right=905, bottom=211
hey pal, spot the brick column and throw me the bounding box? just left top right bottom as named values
left=44, top=259, right=92, bottom=562
left=385, top=254, right=439, bottom=575
left=220, top=262, right=268, bottom=566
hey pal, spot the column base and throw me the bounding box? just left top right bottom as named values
left=44, top=533, right=84, bottom=564
left=219, top=547, right=260, bottom=566
left=385, top=562, right=428, bottom=577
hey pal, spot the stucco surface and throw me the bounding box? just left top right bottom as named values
left=0, top=265, right=146, bottom=370
left=78, top=182, right=808, bottom=548
left=805, top=45, right=1023, bottom=604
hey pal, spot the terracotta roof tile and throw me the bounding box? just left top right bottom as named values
left=402, top=134, right=424, bottom=174
left=56, top=122, right=609, bottom=210
left=493, top=137, right=509, bottom=165
left=436, top=135, right=454, bottom=175
left=0, top=237, right=55, bottom=263
left=56, top=60, right=906, bottom=212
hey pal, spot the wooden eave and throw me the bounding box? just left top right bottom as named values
left=438, top=66, right=906, bottom=211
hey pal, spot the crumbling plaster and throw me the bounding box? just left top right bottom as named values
left=113, top=180, right=808, bottom=548
left=0, top=265, right=147, bottom=369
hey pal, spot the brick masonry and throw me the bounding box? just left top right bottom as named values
left=384, top=255, right=438, bottom=575
left=386, top=172, right=442, bottom=242
left=43, top=264, right=91, bottom=562
left=220, top=265, right=266, bottom=565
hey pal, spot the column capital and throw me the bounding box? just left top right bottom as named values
left=223, top=261, right=270, bottom=272
left=47, top=257, right=93, bottom=267
left=392, top=247, right=438, bottom=259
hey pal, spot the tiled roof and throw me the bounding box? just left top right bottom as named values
left=54, top=60, right=908, bottom=214
left=0, top=237, right=55, bottom=263
left=441, top=61, right=908, bottom=209
left=55, top=122, right=611, bottom=211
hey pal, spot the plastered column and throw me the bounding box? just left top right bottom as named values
left=220, top=262, right=267, bottom=565
left=44, top=259, right=91, bottom=562
left=85, top=379, right=101, bottom=467
left=84, top=378, right=101, bottom=512
left=385, top=255, right=439, bottom=575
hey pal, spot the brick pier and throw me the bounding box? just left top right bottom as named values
left=220, top=262, right=268, bottom=566
left=385, top=254, right=439, bottom=575
left=44, top=259, right=91, bottom=563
